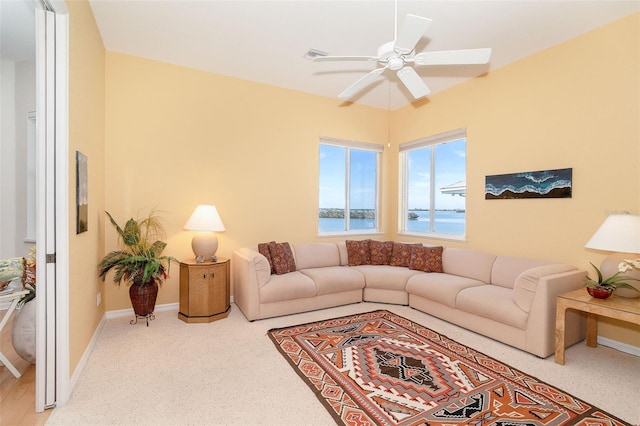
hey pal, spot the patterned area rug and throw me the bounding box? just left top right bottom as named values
left=268, top=310, right=629, bottom=425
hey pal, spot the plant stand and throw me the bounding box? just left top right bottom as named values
left=130, top=312, right=155, bottom=326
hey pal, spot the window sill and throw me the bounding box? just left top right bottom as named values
left=318, top=231, right=384, bottom=238
left=397, top=231, right=466, bottom=242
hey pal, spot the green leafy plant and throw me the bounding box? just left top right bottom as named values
left=583, top=262, right=639, bottom=291
left=98, top=211, right=178, bottom=287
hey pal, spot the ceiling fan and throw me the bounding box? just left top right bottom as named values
left=310, top=13, right=492, bottom=101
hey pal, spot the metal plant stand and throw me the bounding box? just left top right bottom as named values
left=130, top=312, right=155, bottom=326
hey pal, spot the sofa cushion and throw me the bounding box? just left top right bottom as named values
left=456, top=285, right=529, bottom=330
left=258, top=242, right=276, bottom=274
left=409, top=246, right=444, bottom=272
left=268, top=242, right=297, bottom=275
left=300, top=266, right=365, bottom=296
left=513, top=264, right=577, bottom=313
left=370, top=240, right=394, bottom=265
left=346, top=240, right=371, bottom=266
left=491, top=256, right=551, bottom=289
left=390, top=243, right=421, bottom=267
left=406, top=273, right=485, bottom=308
left=259, top=272, right=316, bottom=303
left=442, top=248, right=496, bottom=283
left=294, top=243, right=340, bottom=269
left=351, top=265, right=422, bottom=291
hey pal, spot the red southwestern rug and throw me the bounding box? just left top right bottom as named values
left=268, top=310, right=630, bottom=425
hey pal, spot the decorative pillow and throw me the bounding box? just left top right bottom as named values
left=409, top=245, right=444, bottom=272
left=268, top=242, right=297, bottom=275
left=369, top=240, right=394, bottom=265
left=389, top=243, right=421, bottom=267
left=258, top=242, right=276, bottom=274
left=346, top=240, right=371, bottom=266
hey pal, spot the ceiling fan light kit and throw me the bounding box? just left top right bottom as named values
left=311, top=12, right=492, bottom=102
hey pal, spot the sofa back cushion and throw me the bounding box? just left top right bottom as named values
left=442, top=248, right=496, bottom=283
left=491, top=256, right=551, bottom=289
left=293, top=243, right=341, bottom=269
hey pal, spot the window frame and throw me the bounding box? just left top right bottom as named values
left=398, top=128, right=467, bottom=241
left=318, top=137, right=383, bottom=236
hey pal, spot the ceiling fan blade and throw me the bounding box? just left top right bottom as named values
left=397, top=66, right=430, bottom=99
left=338, top=67, right=386, bottom=99
left=394, top=14, right=432, bottom=55
left=313, top=55, right=378, bottom=62
left=414, top=48, right=492, bottom=66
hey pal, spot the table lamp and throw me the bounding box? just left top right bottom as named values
left=184, top=205, right=225, bottom=263
left=585, top=213, right=640, bottom=298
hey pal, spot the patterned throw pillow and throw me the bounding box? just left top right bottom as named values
left=389, top=243, right=421, bottom=267
left=409, top=245, right=444, bottom=272
left=369, top=240, right=394, bottom=265
left=346, top=240, right=371, bottom=266
left=258, top=242, right=276, bottom=274
left=268, top=242, right=297, bottom=275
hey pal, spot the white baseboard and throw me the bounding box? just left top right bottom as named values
left=104, top=302, right=179, bottom=320
left=597, top=336, right=640, bottom=357
left=69, top=313, right=107, bottom=394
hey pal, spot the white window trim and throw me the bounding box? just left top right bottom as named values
left=318, top=137, right=382, bottom=236
left=398, top=129, right=467, bottom=241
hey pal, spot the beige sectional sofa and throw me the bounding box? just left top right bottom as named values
left=232, top=241, right=586, bottom=357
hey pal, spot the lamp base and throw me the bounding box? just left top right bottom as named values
left=600, top=253, right=640, bottom=298
left=191, top=232, right=218, bottom=263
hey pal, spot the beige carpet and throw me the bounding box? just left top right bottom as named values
left=46, top=303, right=639, bottom=425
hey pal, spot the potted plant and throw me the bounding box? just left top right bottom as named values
left=98, top=210, right=178, bottom=322
left=583, top=262, right=639, bottom=299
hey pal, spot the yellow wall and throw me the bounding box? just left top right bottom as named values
left=392, top=13, right=639, bottom=345
left=70, top=6, right=639, bottom=375
left=103, top=52, right=390, bottom=311
left=67, top=0, right=106, bottom=375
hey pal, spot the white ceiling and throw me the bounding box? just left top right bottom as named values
left=5, top=1, right=639, bottom=110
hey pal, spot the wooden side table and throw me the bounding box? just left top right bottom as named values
left=555, top=288, right=640, bottom=364
left=178, top=257, right=230, bottom=323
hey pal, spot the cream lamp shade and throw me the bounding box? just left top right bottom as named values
left=585, top=213, right=640, bottom=298
left=184, top=205, right=225, bottom=262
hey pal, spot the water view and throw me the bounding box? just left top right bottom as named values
left=318, top=209, right=465, bottom=235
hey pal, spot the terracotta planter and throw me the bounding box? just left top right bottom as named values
left=129, top=281, right=158, bottom=316
left=586, top=286, right=613, bottom=300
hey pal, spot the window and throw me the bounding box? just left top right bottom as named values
left=400, top=129, right=466, bottom=239
left=318, top=137, right=382, bottom=234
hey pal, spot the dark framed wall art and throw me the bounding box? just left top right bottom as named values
left=76, top=151, right=88, bottom=233
left=485, top=168, right=572, bottom=200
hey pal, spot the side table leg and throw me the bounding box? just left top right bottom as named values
left=586, top=313, right=597, bottom=347
left=555, top=302, right=567, bottom=365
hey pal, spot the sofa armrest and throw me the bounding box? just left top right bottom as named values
left=232, top=248, right=272, bottom=321
left=520, top=267, right=587, bottom=357
left=513, top=264, right=579, bottom=313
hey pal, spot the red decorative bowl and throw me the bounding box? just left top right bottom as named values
left=586, top=286, right=613, bottom=299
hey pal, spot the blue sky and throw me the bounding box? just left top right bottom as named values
left=319, top=140, right=465, bottom=210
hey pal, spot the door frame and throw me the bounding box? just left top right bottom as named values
left=34, top=0, right=69, bottom=411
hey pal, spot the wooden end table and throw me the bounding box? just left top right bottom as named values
left=555, top=288, right=640, bottom=364
left=178, top=257, right=230, bottom=323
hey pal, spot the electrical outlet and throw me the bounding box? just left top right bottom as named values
left=97, top=291, right=102, bottom=306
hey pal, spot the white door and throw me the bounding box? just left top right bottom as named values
left=34, top=0, right=69, bottom=411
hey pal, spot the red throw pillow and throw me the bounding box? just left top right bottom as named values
left=258, top=242, right=276, bottom=274
left=389, top=242, right=421, bottom=267
left=268, top=242, right=297, bottom=275
left=409, top=245, right=444, bottom=272
left=346, top=240, right=371, bottom=266
left=370, top=240, right=394, bottom=265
